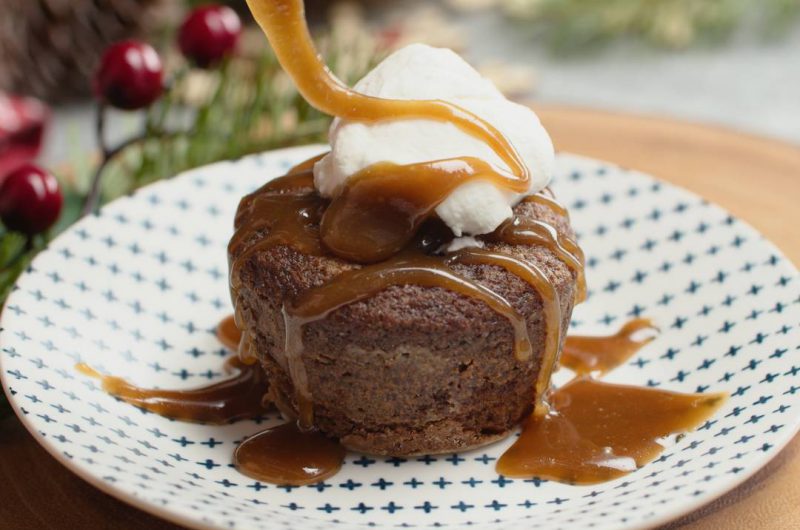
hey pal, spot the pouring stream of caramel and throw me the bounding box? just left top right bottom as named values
left=244, top=0, right=529, bottom=183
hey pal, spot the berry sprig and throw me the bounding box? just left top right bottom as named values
left=0, top=2, right=385, bottom=418
left=82, top=5, right=241, bottom=217
left=0, top=4, right=241, bottom=417
left=0, top=1, right=382, bottom=297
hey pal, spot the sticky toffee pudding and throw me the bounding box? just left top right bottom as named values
left=77, top=0, right=726, bottom=488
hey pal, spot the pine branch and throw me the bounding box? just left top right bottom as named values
left=93, top=27, right=383, bottom=205
left=0, top=19, right=383, bottom=367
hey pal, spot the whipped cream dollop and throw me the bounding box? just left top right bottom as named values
left=313, top=43, right=555, bottom=237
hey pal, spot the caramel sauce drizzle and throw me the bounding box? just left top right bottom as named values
left=244, top=0, right=529, bottom=185
left=322, top=157, right=526, bottom=263
left=492, top=217, right=586, bottom=304
left=447, top=247, right=560, bottom=416
left=75, top=356, right=269, bottom=424
left=71, top=0, right=727, bottom=488
left=228, top=172, right=324, bottom=277
left=77, top=316, right=727, bottom=486
left=497, top=377, right=727, bottom=485
left=234, top=422, right=345, bottom=486
left=74, top=319, right=268, bottom=425
left=76, top=314, right=346, bottom=486
left=561, top=318, right=659, bottom=376
left=497, top=321, right=726, bottom=484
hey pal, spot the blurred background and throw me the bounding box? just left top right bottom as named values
left=2, top=0, right=799, bottom=169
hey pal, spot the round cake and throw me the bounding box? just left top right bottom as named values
left=228, top=188, right=578, bottom=456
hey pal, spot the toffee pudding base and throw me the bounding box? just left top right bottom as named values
left=229, top=182, right=578, bottom=456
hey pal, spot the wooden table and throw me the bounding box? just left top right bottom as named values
left=1, top=106, right=799, bottom=529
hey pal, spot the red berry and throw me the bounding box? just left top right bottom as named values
left=0, top=164, right=63, bottom=235
left=93, top=40, right=164, bottom=110
left=179, top=5, right=241, bottom=68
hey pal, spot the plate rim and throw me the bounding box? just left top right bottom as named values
left=1, top=144, right=798, bottom=530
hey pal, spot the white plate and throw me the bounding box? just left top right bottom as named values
left=2, top=145, right=799, bottom=530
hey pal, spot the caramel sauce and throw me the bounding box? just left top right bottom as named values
left=322, top=158, right=528, bottom=263
left=229, top=173, right=323, bottom=429
left=217, top=314, right=242, bottom=352
left=496, top=377, right=727, bottom=484
left=70, top=0, right=726, bottom=489
left=234, top=422, right=345, bottom=486
left=448, top=247, right=560, bottom=415
left=492, top=217, right=586, bottom=303
left=286, top=252, right=532, bottom=358
left=244, top=0, right=529, bottom=184
left=221, top=311, right=260, bottom=364
left=230, top=172, right=562, bottom=428
left=77, top=315, right=727, bottom=486
left=497, top=323, right=726, bottom=484
left=228, top=173, right=325, bottom=279
left=75, top=357, right=270, bottom=424
left=232, top=0, right=584, bottom=427
left=561, top=318, right=659, bottom=376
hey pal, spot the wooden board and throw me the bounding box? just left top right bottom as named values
left=1, top=106, right=799, bottom=529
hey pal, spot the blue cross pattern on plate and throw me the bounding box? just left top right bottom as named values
left=1, top=145, right=798, bottom=530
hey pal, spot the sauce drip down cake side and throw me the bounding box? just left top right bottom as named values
left=228, top=177, right=578, bottom=455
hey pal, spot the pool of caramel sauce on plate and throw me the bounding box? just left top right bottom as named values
left=75, top=358, right=268, bottom=425
left=78, top=317, right=725, bottom=486
left=77, top=318, right=347, bottom=485
left=77, top=0, right=726, bottom=487
left=499, top=319, right=725, bottom=485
